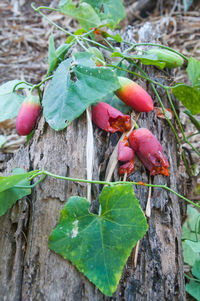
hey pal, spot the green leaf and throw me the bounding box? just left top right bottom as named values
left=59, top=0, right=101, bottom=31
left=43, top=57, right=120, bottom=130
left=182, top=240, right=200, bottom=266
left=87, top=47, right=105, bottom=66
left=0, top=80, right=25, bottom=122
left=172, top=84, right=200, bottom=115
left=0, top=168, right=34, bottom=217
left=0, top=170, right=37, bottom=193
left=182, top=205, right=200, bottom=241
left=192, top=261, right=200, bottom=280
left=66, top=28, right=86, bottom=44
left=103, top=92, right=131, bottom=114
left=186, top=281, right=200, bottom=301
left=74, top=52, right=96, bottom=67
left=187, top=57, right=200, bottom=86
left=0, top=135, right=6, bottom=148
left=55, top=43, right=72, bottom=61
left=111, top=52, right=166, bottom=69
left=82, top=0, right=126, bottom=29
left=49, top=184, right=148, bottom=296
left=47, top=35, right=58, bottom=76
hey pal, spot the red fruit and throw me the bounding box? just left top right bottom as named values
left=119, top=159, right=135, bottom=175
left=92, top=102, right=131, bottom=133
left=16, top=95, right=41, bottom=136
left=129, top=128, right=169, bottom=176
left=118, top=139, right=134, bottom=162
left=115, top=77, right=153, bottom=112
left=118, top=137, right=135, bottom=175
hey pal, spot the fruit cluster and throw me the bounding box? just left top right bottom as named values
left=15, top=74, right=169, bottom=177
left=92, top=76, right=169, bottom=177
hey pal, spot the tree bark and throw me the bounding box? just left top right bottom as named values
left=0, top=23, right=186, bottom=301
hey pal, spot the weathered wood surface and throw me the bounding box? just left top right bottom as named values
left=0, top=23, right=186, bottom=301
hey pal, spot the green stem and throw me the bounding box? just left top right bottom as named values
left=15, top=175, right=47, bottom=189
left=31, top=3, right=75, bottom=38
left=185, top=139, right=200, bottom=157
left=83, top=37, right=114, bottom=52
left=184, top=274, right=200, bottom=283
left=132, top=63, right=182, bottom=146
left=121, top=41, right=188, bottom=61
left=76, top=38, right=88, bottom=51
left=32, top=5, right=59, bottom=12
left=187, top=132, right=200, bottom=139
left=12, top=81, right=33, bottom=92
left=107, top=64, right=167, bottom=89
left=31, top=76, right=53, bottom=92
left=104, top=38, right=116, bottom=51
left=26, top=170, right=200, bottom=209
left=166, top=89, right=185, bottom=135
left=134, top=122, right=139, bottom=129
left=166, top=89, right=200, bottom=157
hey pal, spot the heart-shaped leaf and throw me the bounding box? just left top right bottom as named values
left=49, top=184, right=148, bottom=296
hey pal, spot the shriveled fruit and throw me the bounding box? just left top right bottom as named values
left=129, top=128, right=169, bottom=176
left=92, top=102, right=131, bottom=133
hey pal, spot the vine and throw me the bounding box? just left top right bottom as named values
left=0, top=0, right=199, bottom=297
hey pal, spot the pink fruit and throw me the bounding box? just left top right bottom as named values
left=118, top=140, right=134, bottom=162
left=16, top=95, right=41, bottom=136
left=115, top=77, right=153, bottom=112
left=118, top=137, right=135, bottom=175
left=92, top=102, right=131, bottom=133
left=119, top=159, right=135, bottom=176
left=129, top=128, right=169, bottom=176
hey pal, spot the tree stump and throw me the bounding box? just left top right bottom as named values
left=0, top=23, right=186, bottom=301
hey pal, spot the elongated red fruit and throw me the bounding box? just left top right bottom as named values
left=115, top=77, right=153, bottom=112
left=16, top=95, right=41, bottom=136
left=92, top=102, right=131, bottom=133
left=129, top=128, right=169, bottom=176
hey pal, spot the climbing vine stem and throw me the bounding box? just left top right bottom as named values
left=15, top=170, right=200, bottom=210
